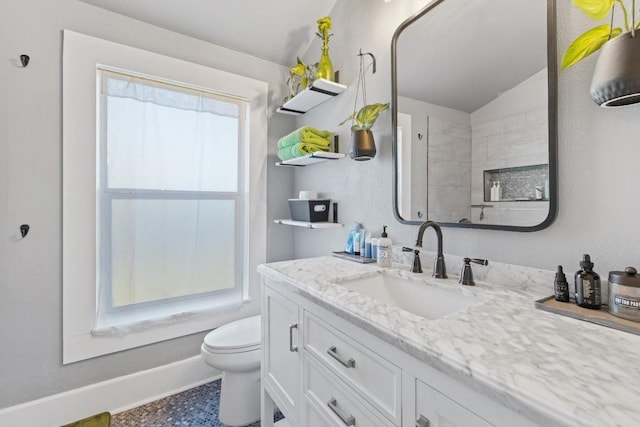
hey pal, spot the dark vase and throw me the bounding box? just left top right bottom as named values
left=590, top=32, right=640, bottom=107
left=349, top=129, right=376, bottom=161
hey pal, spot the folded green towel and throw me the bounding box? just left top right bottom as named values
left=277, top=142, right=330, bottom=161
left=277, top=126, right=332, bottom=150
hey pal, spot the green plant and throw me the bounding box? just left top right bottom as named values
left=339, top=103, right=390, bottom=131
left=562, top=0, right=639, bottom=69
left=285, top=57, right=317, bottom=102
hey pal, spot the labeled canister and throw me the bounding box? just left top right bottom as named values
left=608, top=267, right=640, bottom=322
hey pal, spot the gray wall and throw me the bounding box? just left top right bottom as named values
left=4, top=0, right=640, bottom=411
left=0, top=0, right=293, bottom=409
left=294, top=0, right=640, bottom=277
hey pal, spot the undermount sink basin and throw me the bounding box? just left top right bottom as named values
left=337, top=273, right=483, bottom=320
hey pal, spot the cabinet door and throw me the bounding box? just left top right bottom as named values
left=414, top=379, right=493, bottom=427
left=263, top=284, right=301, bottom=424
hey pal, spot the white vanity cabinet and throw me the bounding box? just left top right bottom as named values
left=261, top=276, right=539, bottom=427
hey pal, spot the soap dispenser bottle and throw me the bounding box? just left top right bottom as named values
left=574, top=254, right=601, bottom=309
left=376, top=226, right=392, bottom=267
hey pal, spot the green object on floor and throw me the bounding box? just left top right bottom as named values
left=61, top=412, right=111, bottom=427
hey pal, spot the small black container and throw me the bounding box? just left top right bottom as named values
left=574, top=254, right=601, bottom=309
left=288, top=199, right=330, bottom=222
left=554, top=265, right=570, bottom=302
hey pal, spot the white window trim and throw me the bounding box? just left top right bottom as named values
left=62, top=30, right=267, bottom=364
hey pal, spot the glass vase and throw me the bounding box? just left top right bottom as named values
left=316, top=44, right=334, bottom=82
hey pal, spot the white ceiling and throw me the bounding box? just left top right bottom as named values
left=78, top=0, right=546, bottom=113
left=78, top=0, right=338, bottom=66
left=397, top=0, right=547, bottom=113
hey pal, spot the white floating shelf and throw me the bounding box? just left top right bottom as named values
left=276, top=152, right=345, bottom=167
left=277, top=79, right=347, bottom=115
left=274, top=219, right=343, bottom=229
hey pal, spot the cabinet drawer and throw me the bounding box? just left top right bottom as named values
left=303, top=312, right=401, bottom=424
left=303, top=396, right=335, bottom=427
left=304, top=354, right=395, bottom=427
left=415, top=379, right=494, bottom=427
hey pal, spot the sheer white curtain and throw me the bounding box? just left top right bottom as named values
left=93, top=69, right=247, bottom=335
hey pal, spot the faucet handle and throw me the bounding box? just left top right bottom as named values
left=459, top=257, right=488, bottom=286
left=402, top=247, right=422, bottom=273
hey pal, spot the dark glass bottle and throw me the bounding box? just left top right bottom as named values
left=574, top=254, right=601, bottom=309
left=554, top=265, right=570, bottom=302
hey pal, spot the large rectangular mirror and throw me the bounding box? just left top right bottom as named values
left=391, top=0, right=557, bottom=231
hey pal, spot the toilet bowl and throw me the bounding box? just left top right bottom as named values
left=201, top=315, right=262, bottom=426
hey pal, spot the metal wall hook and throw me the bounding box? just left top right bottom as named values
left=20, top=54, right=30, bottom=68
left=20, top=224, right=30, bottom=238
left=357, top=49, right=376, bottom=74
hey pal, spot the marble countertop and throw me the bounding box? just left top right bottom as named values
left=257, top=255, right=640, bottom=427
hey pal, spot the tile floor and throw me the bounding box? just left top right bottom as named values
left=111, top=379, right=282, bottom=426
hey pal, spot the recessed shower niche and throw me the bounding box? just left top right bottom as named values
left=484, top=164, right=549, bottom=202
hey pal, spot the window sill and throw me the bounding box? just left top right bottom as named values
left=63, top=298, right=259, bottom=365
left=92, top=293, right=250, bottom=336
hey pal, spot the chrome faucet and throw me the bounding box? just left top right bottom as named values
left=415, top=221, right=447, bottom=278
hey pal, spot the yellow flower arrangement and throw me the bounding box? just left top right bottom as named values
left=317, top=16, right=332, bottom=33
left=315, top=16, right=335, bottom=81
left=284, top=16, right=336, bottom=101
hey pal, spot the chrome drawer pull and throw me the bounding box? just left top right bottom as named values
left=288, top=323, right=298, bottom=352
left=327, top=397, right=356, bottom=426
left=327, top=346, right=356, bottom=368
left=416, top=415, right=431, bottom=427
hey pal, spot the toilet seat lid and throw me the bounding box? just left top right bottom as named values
left=203, top=315, right=261, bottom=352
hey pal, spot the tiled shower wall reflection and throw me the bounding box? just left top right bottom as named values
left=470, top=69, right=549, bottom=226
left=427, top=117, right=472, bottom=223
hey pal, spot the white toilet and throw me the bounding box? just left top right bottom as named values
left=201, top=315, right=262, bottom=426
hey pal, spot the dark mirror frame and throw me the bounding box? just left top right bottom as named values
left=391, top=0, right=557, bottom=232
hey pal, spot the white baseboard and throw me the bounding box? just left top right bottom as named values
left=0, top=356, right=220, bottom=427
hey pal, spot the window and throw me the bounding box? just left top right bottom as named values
left=63, top=31, right=267, bottom=363
left=95, top=69, right=246, bottom=330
